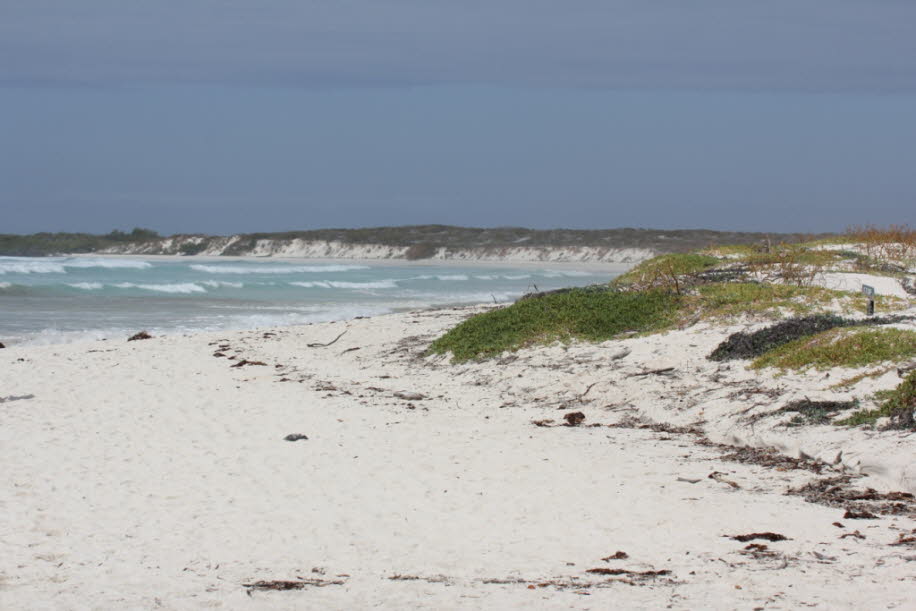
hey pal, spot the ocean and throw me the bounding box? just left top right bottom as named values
left=0, top=255, right=622, bottom=346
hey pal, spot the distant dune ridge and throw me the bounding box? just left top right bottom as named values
left=0, top=225, right=831, bottom=262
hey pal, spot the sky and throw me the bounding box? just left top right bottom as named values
left=2, top=1, right=915, bottom=235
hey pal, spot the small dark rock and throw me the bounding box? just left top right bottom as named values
left=564, top=411, right=586, bottom=426
left=0, top=341, right=5, bottom=348
left=284, top=434, right=309, bottom=442
left=128, top=331, right=152, bottom=342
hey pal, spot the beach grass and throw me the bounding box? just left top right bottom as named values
left=751, top=327, right=916, bottom=371
left=687, top=282, right=841, bottom=318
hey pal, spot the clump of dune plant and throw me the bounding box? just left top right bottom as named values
left=838, top=371, right=916, bottom=429
left=846, top=224, right=915, bottom=263
left=427, top=287, right=680, bottom=362
left=614, top=253, right=720, bottom=294
left=752, top=327, right=916, bottom=371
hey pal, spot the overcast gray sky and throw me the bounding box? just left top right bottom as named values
left=2, top=1, right=914, bottom=234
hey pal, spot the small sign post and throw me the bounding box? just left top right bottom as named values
left=862, top=284, right=875, bottom=316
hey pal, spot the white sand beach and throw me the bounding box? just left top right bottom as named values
left=2, top=280, right=915, bottom=609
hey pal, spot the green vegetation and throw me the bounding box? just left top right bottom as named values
left=426, top=280, right=903, bottom=362
left=426, top=288, right=680, bottom=362
left=751, top=328, right=916, bottom=371
left=710, top=314, right=915, bottom=362
left=178, top=241, right=208, bottom=256
left=702, top=244, right=759, bottom=257
left=688, top=283, right=841, bottom=319
left=614, top=253, right=720, bottom=292
left=837, top=371, right=916, bottom=429
left=0, top=228, right=160, bottom=256
left=0, top=225, right=833, bottom=257
left=742, top=247, right=838, bottom=268
left=709, top=314, right=849, bottom=361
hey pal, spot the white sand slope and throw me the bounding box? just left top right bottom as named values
left=2, top=307, right=916, bottom=609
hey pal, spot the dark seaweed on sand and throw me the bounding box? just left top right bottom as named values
left=779, top=399, right=858, bottom=426
left=708, top=314, right=914, bottom=362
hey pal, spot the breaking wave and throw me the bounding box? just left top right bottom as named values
left=290, top=280, right=399, bottom=290
left=0, top=257, right=153, bottom=275
left=113, top=282, right=207, bottom=294
left=201, top=280, right=244, bottom=289
left=61, top=258, right=153, bottom=270
left=412, top=274, right=470, bottom=281
left=189, top=264, right=370, bottom=275
left=0, top=259, right=66, bottom=274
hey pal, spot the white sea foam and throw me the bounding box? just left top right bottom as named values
left=68, top=282, right=104, bottom=290
left=201, top=280, right=244, bottom=289
left=503, top=274, right=531, bottom=280
left=63, top=258, right=153, bottom=270
left=410, top=274, right=470, bottom=282
left=290, top=280, right=398, bottom=290
left=114, top=282, right=207, bottom=294
left=0, top=256, right=152, bottom=274
left=0, top=282, right=11, bottom=289
left=0, top=259, right=67, bottom=274
left=540, top=269, right=593, bottom=278
left=435, top=274, right=469, bottom=281
left=189, top=264, right=370, bottom=275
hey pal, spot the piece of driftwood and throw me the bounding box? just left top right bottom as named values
left=578, top=382, right=599, bottom=400
left=231, top=360, right=268, bottom=368
left=627, top=367, right=675, bottom=378
left=243, top=578, right=345, bottom=591
left=308, top=330, right=347, bottom=348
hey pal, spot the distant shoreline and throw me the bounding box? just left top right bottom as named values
left=78, top=252, right=636, bottom=274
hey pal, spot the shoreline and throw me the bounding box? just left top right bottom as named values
left=1, top=254, right=633, bottom=348
left=76, top=251, right=636, bottom=273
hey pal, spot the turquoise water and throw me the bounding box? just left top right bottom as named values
left=0, top=256, right=620, bottom=345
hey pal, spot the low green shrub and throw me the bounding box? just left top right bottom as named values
left=427, top=288, right=680, bottom=362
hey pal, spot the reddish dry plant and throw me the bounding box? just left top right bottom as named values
left=846, top=224, right=916, bottom=261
